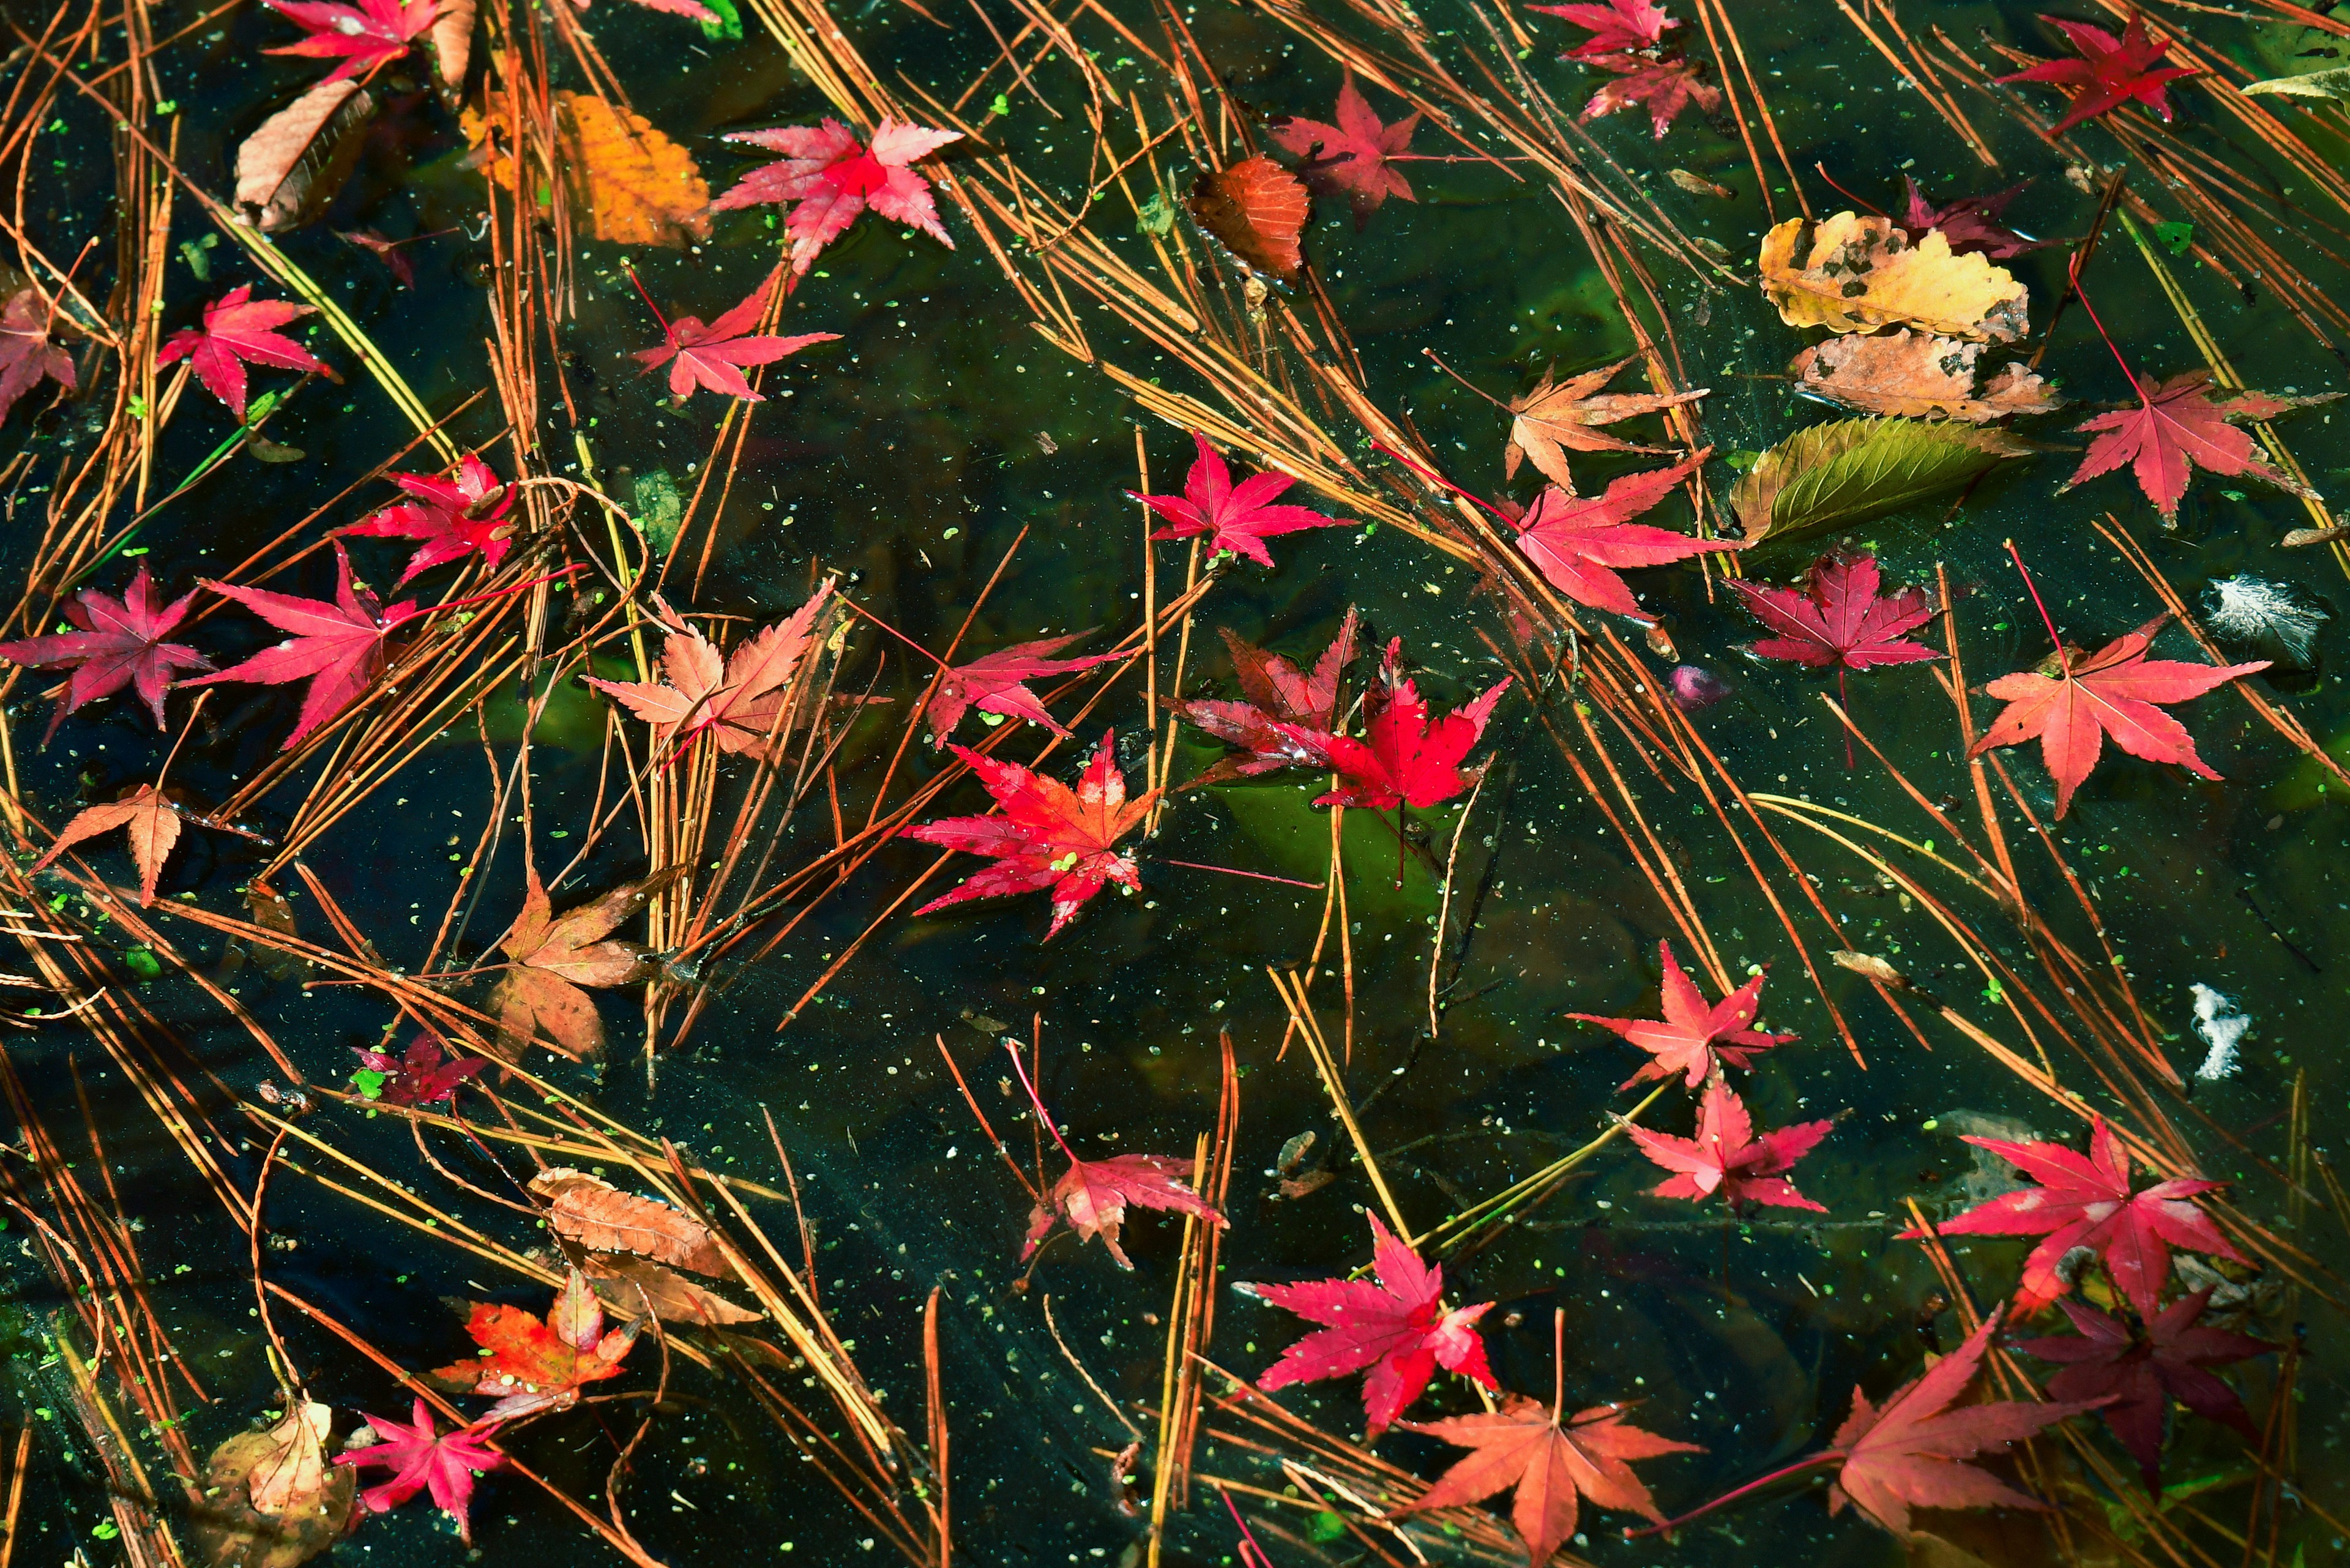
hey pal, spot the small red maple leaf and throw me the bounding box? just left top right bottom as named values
left=1733, top=552, right=1939, bottom=672
left=2066, top=369, right=2330, bottom=521
left=1268, top=75, right=1422, bottom=228
left=1967, top=613, right=2267, bottom=819
left=351, top=1032, right=491, bottom=1107
left=186, top=542, right=420, bottom=749
left=1625, top=1075, right=1832, bottom=1211
left=1508, top=450, right=1742, bottom=623
left=155, top=285, right=330, bottom=422
left=335, top=1399, right=505, bottom=1544
left=32, top=784, right=182, bottom=905
left=432, top=1268, right=640, bottom=1419
left=262, top=0, right=436, bottom=83
left=711, top=118, right=961, bottom=275
left=1282, top=638, right=1509, bottom=812
left=1900, top=1116, right=2247, bottom=1319
left=632, top=269, right=839, bottom=402
left=1532, top=0, right=1678, bottom=59
left=1898, top=177, right=2056, bottom=261
left=586, top=584, right=834, bottom=764
left=0, top=288, right=76, bottom=425
left=1007, top=1042, right=1223, bottom=1269
left=1581, top=58, right=1721, bottom=138
left=2014, top=1287, right=2269, bottom=1489
left=0, top=566, right=212, bottom=739
left=924, top=632, right=1125, bottom=744
left=903, top=730, right=1156, bottom=939
left=1171, top=609, right=1359, bottom=788
left=340, top=454, right=516, bottom=585
left=1248, top=1213, right=1497, bottom=1435
left=1128, top=431, right=1350, bottom=569
left=1397, top=1395, right=1699, bottom=1566
left=1569, top=938, right=1794, bottom=1090
left=1995, top=13, right=2196, bottom=136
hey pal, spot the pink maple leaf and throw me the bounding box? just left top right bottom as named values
left=1268, top=75, right=1422, bottom=228
left=336, top=1398, right=505, bottom=1544
left=262, top=0, right=436, bottom=83
left=340, top=455, right=516, bottom=585
left=1508, top=450, right=1742, bottom=623
left=1581, top=58, right=1721, bottom=138
left=0, top=288, right=74, bottom=426
left=1731, top=552, right=1940, bottom=672
left=1626, top=1076, right=1833, bottom=1212
left=711, top=118, right=961, bottom=275
left=155, top=286, right=330, bottom=421
left=1281, top=638, right=1509, bottom=812
left=0, top=566, right=212, bottom=740
left=923, top=632, right=1124, bottom=744
left=1532, top=0, right=1678, bottom=59
left=1994, top=13, right=2196, bottom=137
left=1569, top=938, right=1794, bottom=1090
left=1127, top=432, right=1351, bottom=569
left=632, top=269, right=838, bottom=402
left=185, top=541, right=420, bottom=749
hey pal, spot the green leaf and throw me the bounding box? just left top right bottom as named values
left=1728, top=417, right=2035, bottom=544
left=1136, top=191, right=1176, bottom=236
left=123, top=947, right=161, bottom=982
left=2153, top=220, right=2194, bottom=256
left=696, top=0, right=742, bottom=41
left=2242, top=66, right=2350, bottom=100
left=1308, top=1510, right=1348, bottom=1543
left=350, top=1069, right=388, bottom=1101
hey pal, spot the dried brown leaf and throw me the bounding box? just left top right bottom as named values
left=1505, top=356, right=1706, bottom=490
left=580, top=1252, right=761, bottom=1324
left=190, top=1402, right=354, bottom=1568
left=529, top=1167, right=735, bottom=1278
left=234, top=80, right=377, bottom=233
left=1791, top=329, right=2061, bottom=423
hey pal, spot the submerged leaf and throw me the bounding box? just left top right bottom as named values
left=191, top=1402, right=354, bottom=1568
left=561, top=92, right=712, bottom=247
left=1727, top=417, right=2035, bottom=545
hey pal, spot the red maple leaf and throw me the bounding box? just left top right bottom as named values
left=1898, top=177, right=2056, bottom=260
left=1507, top=450, right=1742, bottom=622
left=1282, top=638, right=1509, bottom=812
left=0, top=566, right=212, bottom=739
left=1994, top=13, right=2196, bottom=136
left=337, top=227, right=416, bottom=286
left=335, top=1399, right=504, bottom=1544
left=186, top=542, right=420, bottom=749
left=1268, top=76, right=1422, bottom=228
left=351, top=1032, right=490, bottom=1107
left=1188, top=156, right=1312, bottom=281
left=1128, top=431, right=1350, bottom=569
left=1532, top=0, right=1678, bottom=59
left=711, top=119, right=961, bottom=275
left=2013, top=1288, right=2269, bottom=1488
left=1899, top=1116, right=2247, bottom=1319
left=632, top=269, right=838, bottom=402
left=155, top=285, right=330, bottom=421
left=1625, top=1076, right=1832, bottom=1212
left=2066, top=369, right=2328, bottom=521
left=923, top=632, right=1124, bottom=744
left=1731, top=553, right=1939, bottom=672
left=340, top=454, right=516, bottom=585
left=1569, top=938, right=1794, bottom=1090
left=262, top=0, right=435, bottom=83
left=0, top=288, right=76, bottom=426
left=1397, top=1395, right=1698, bottom=1566
left=432, top=1269, right=639, bottom=1419
left=32, top=785, right=182, bottom=905
left=1581, top=58, right=1721, bottom=138
left=1248, top=1213, right=1497, bottom=1435
left=1007, top=1042, right=1223, bottom=1269
left=1171, top=609, right=1359, bottom=788
left=1966, top=613, right=2267, bottom=819
left=903, top=730, right=1156, bottom=939
left=586, top=584, right=834, bottom=764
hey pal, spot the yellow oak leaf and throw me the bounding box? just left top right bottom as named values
left=1759, top=212, right=2029, bottom=342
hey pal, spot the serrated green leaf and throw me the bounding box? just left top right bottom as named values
left=2242, top=66, right=2350, bottom=100
left=1728, top=417, right=2035, bottom=544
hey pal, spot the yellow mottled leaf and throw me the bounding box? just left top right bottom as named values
left=1791, top=329, right=2061, bottom=424
left=1759, top=212, right=2029, bottom=342
left=560, top=92, right=711, bottom=248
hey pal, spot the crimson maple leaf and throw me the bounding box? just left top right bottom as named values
left=1023, top=1153, right=1224, bottom=1269
left=32, top=785, right=182, bottom=905
left=1732, top=553, right=1939, bottom=672
left=0, top=287, right=75, bottom=425
left=1508, top=450, right=1742, bottom=622
left=1995, top=13, right=2196, bottom=136
left=1248, top=1213, right=1498, bottom=1435
left=1582, top=59, right=1721, bottom=138
left=903, top=730, right=1155, bottom=938
left=186, top=542, right=420, bottom=749
left=0, top=566, right=212, bottom=739
left=711, top=119, right=961, bottom=275
left=1281, top=638, right=1509, bottom=812
left=1268, top=76, right=1422, bottom=228
left=155, top=285, right=330, bottom=420
left=1967, top=614, right=2267, bottom=819
left=2014, top=1288, right=2269, bottom=1488
left=351, top=1032, right=490, bottom=1107
left=340, top=455, right=515, bottom=585
left=262, top=0, right=435, bottom=83
left=2066, top=369, right=2330, bottom=521
left=1625, top=1076, right=1832, bottom=1212
left=1898, top=177, right=2056, bottom=260
left=632, top=270, right=837, bottom=402
left=1396, top=1395, right=1698, bottom=1566
left=335, top=1399, right=504, bottom=1544
left=586, top=584, right=834, bottom=764
left=1532, top=0, right=1678, bottom=59
left=924, top=632, right=1124, bottom=744
left=1900, top=1116, right=2248, bottom=1319
left=1569, top=938, right=1794, bottom=1090
left=432, top=1269, right=640, bottom=1419
left=1128, top=432, right=1350, bottom=569
left=1171, top=610, right=1359, bottom=788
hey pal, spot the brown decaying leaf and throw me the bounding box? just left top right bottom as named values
left=488, top=865, right=682, bottom=1061
left=529, top=1167, right=736, bottom=1279
left=580, top=1252, right=761, bottom=1325
left=1759, top=212, right=2030, bottom=342
left=427, top=0, right=474, bottom=96
left=1188, top=155, right=1310, bottom=281
left=33, top=785, right=180, bottom=905
left=234, top=80, right=378, bottom=233
left=1505, top=356, right=1707, bottom=490
left=190, top=1402, right=355, bottom=1568
left=1790, top=329, right=2061, bottom=423
left=2283, top=522, right=2350, bottom=548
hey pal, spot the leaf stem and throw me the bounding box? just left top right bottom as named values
left=1623, top=1450, right=1842, bottom=1539
left=2002, top=539, right=2068, bottom=665
left=1002, top=1039, right=1083, bottom=1165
